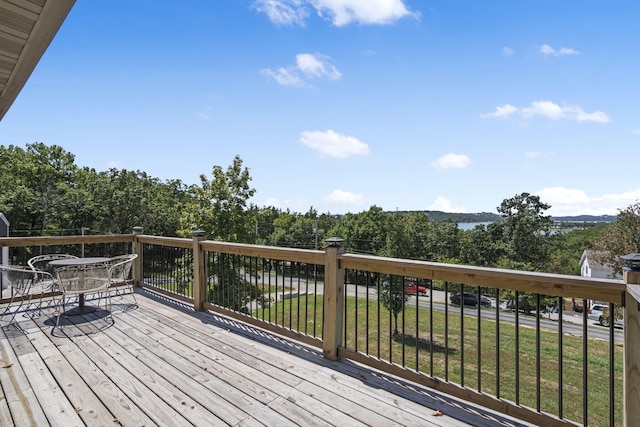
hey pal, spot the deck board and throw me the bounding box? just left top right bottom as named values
left=0, top=288, right=534, bottom=427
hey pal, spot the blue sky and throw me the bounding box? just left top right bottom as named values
left=1, top=0, right=639, bottom=217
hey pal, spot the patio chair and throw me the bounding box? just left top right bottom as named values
left=107, top=254, right=138, bottom=305
left=0, top=264, right=54, bottom=328
left=28, top=253, right=79, bottom=306
left=28, top=253, right=79, bottom=276
left=54, top=262, right=111, bottom=329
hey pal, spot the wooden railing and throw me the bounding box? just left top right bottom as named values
left=1, top=230, right=638, bottom=426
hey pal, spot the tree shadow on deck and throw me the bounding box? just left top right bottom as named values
left=44, top=308, right=115, bottom=337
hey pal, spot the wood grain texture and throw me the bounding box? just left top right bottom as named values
left=0, top=288, right=535, bottom=427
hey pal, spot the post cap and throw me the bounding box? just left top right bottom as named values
left=132, top=226, right=143, bottom=233
left=193, top=229, right=206, bottom=237
left=621, top=253, right=640, bottom=271
left=325, top=237, right=343, bottom=247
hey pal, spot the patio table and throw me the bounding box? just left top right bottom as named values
left=49, top=257, right=110, bottom=314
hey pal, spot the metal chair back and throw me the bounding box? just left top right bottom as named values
left=1, top=264, right=54, bottom=326
left=55, top=262, right=111, bottom=295
left=28, top=254, right=79, bottom=276
left=107, top=254, right=138, bottom=304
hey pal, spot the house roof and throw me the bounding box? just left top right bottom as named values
left=0, top=0, right=75, bottom=121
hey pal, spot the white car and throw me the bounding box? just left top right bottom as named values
left=589, top=303, right=624, bottom=328
left=588, top=303, right=607, bottom=321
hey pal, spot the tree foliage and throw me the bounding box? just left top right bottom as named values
left=0, top=143, right=618, bottom=289
left=379, top=276, right=409, bottom=336
left=593, top=202, right=640, bottom=275
left=178, top=155, right=261, bottom=310
left=179, top=155, right=256, bottom=242
left=495, top=192, right=553, bottom=267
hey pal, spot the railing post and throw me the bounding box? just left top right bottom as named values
left=131, top=227, right=143, bottom=286
left=192, top=230, right=206, bottom=311
left=322, top=237, right=345, bottom=361
left=624, top=266, right=640, bottom=427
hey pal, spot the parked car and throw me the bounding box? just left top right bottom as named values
left=595, top=304, right=624, bottom=328
left=506, top=295, right=536, bottom=314
left=449, top=292, right=491, bottom=307
left=588, top=303, right=607, bottom=322
left=404, top=283, right=428, bottom=296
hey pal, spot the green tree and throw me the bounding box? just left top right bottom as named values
left=593, top=202, right=640, bottom=275
left=381, top=214, right=414, bottom=259
left=88, top=168, right=188, bottom=235
left=0, top=143, right=78, bottom=234
left=459, top=223, right=502, bottom=267
left=546, top=225, right=604, bottom=275
left=179, top=156, right=261, bottom=310
left=495, top=192, right=553, bottom=269
left=267, top=210, right=317, bottom=248
left=179, top=155, right=256, bottom=242
left=328, top=206, right=389, bottom=255
left=424, top=218, right=460, bottom=262
left=379, top=276, right=409, bottom=336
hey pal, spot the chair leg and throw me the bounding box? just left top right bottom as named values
left=55, top=295, right=66, bottom=329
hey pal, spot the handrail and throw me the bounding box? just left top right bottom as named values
left=136, top=234, right=192, bottom=248
left=200, top=240, right=325, bottom=264
left=0, top=234, right=134, bottom=247
left=340, top=253, right=626, bottom=304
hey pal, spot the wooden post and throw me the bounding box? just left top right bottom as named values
left=192, top=230, right=206, bottom=311
left=131, top=227, right=143, bottom=286
left=624, top=268, right=640, bottom=427
left=322, top=237, right=345, bottom=361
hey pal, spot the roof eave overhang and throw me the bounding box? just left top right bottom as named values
left=0, top=0, right=75, bottom=121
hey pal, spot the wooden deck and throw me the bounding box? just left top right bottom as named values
left=0, top=288, right=534, bottom=427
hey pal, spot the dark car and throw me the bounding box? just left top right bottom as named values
left=449, top=292, right=491, bottom=307
left=505, top=296, right=536, bottom=314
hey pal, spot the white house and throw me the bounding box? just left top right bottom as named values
left=579, top=249, right=622, bottom=280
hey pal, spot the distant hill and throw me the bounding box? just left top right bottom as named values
left=551, top=214, right=616, bottom=223
left=391, top=211, right=502, bottom=222
left=389, top=211, right=617, bottom=224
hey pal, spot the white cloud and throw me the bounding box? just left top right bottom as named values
left=525, top=151, right=542, bottom=159
left=260, top=67, right=305, bottom=86
left=535, top=187, right=640, bottom=216
left=324, top=189, right=365, bottom=205
left=253, top=0, right=309, bottom=26
left=575, top=109, right=610, bottom=123
left=261, top=53, right=341, bottom=86
left=311, top=0, right=419, bottom=26
left=480, top=104, right=518, bottom=119
left=539, top=44, right=579, bottom=57
left=300, top=129, right=370, bottom=158
left=521, top=100, right=567, bottom=120
left=296, top=53, right=342, bottom=79
left=430, top=153, right=471, bottom=170
left=263, top=197, right=307, bottom=211
left=427, top=196, right=465, bottom=212
left=482, top=101, right=610, bottom=123
left=254, top=0, right=418, bottom=26
left=503, top=46, right=515, bottom=56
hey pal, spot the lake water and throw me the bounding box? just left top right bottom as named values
left=457, top=221, right=494, bottom=231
